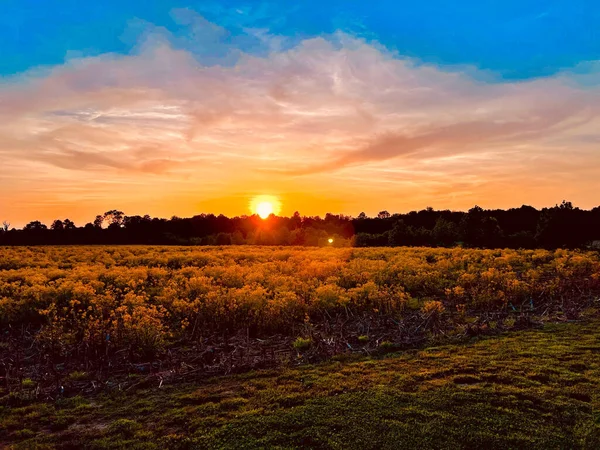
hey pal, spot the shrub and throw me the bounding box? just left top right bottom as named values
left=293, top=337, right=312, bottom=351
left=421, top=300, right=445, bottom=316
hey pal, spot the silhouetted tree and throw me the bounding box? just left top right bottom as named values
left=290, top=211, right=302, bottom=229
left=506, top=230, right=536, bottom=249
left=460, top=206, right=504, bottom=248
left=536, top=201, right=586, bottom=248
left=432, top=217, right=460, bottom=246
left=93, top=215, right=104, bottom=228
left=216, top=232, right=232, bottom=245
left=104, top=210, right=125, bottom=228
left=354, top=232, right=388, bottom=247
left=388, top=220, right=410, bottom=246
left=2, top=201, right=600, bottom=248
left=24, top=221, right=47, bottom=230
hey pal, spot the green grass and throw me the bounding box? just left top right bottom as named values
left=2, top=320, right=600, bottom=449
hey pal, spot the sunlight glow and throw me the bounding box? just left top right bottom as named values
left=250, top=195, right=282, bottom=219
left=256, top=202, right=274, bottom=219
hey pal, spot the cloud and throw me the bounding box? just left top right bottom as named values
left=1, top=11, right=600, bottom=225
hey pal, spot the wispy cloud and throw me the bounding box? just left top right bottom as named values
left=1, top=11, right=600, bottom=225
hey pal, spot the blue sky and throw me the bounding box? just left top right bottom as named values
left=1, top=0, right=599, bottom=79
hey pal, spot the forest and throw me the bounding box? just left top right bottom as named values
left=2, top=201, right=600, bottom=249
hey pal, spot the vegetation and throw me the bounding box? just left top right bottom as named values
left=1, top=320, right=600, bottom=449
left=1, top=245, right=599, bottom=397
left=2, top=201, right=600, bottom=249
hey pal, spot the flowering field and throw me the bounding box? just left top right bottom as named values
left=1, top=245, right=599, bottom=396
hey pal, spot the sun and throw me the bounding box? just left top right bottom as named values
left=256, top=202, right=274, bottom=219
left=250, top=195, right=282, bottom=219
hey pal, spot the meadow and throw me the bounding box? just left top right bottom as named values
left=1, top=245, right=599, bottom=392
left=1, top=245, right=600, bottom=448
left=2, top=320, right=600, bottom=448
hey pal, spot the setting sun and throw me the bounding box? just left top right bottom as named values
left=250, top=195, right=282, bottom=219
left=256, top=202, right=273, bottom=219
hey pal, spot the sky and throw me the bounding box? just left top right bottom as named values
left=1, top=0, right=600, bottom=227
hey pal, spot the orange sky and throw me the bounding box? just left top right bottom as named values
left=2, top=35, right=600, bottom=227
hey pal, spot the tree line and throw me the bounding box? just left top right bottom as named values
left=1, top=201, right=600, bottom=249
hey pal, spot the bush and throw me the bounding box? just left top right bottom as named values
left=421, top=300, right=445, bottom=316
left=293, top=337, right=312, bottom=351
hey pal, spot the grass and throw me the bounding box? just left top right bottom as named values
left=2, top=320, right=600, bottom=449
left=293, top=337, right=313, bottom=351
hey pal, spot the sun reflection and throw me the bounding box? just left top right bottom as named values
left=250, top=195, right=281, bottom=219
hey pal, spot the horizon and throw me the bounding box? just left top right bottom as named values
left=2, top=1, right=600, bottom=227
left=4, top=200, right=597, bottom=230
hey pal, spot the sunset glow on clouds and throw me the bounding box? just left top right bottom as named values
left=2, top=4, right=600, bottom=226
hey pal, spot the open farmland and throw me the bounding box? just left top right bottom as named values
left=1, top=245, right=599, bottom=393
left=1, top=246, right=600, bottom=448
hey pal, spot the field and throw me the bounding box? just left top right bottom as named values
left=1, top=246, right=600, bottom=387
left=1, top=245, right=600, bottom=448
left=1, top=320, right=600, bottom=449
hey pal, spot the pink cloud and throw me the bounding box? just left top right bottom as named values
left=1, top=18, right=600, bottom=225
